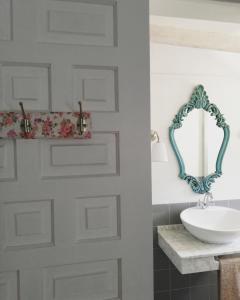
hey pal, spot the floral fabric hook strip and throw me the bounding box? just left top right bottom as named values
left=0, top=111, right=91, bottom=139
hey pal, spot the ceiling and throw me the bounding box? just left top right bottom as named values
left=150, top=15, right=240, bottom=53
left=150, top=0, right=240, bottom=24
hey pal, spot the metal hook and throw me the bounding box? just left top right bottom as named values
left=77, top=101, right=87, bottom=135
left=19, top=102, right=32, bottom=134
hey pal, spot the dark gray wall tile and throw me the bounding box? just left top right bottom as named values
left=209, top=285, right=219, bottom=300
left=169, top=203, right=188, bottom=224
left=153, top=204, right=170, bottom=226
left=171, top=267, right=190, bottom=290
left=190, top=271, right=211, bottom=287
left=171, top=288, right=190, bottom=300
left=215, top=200, right=229, bottom=207
left=208, top=271, right=218, bottom=286
left=188, top=202, right=197, bottom=208
left=154, top=291, right=170, bottom=300
left=154, top=269, right=170, bottom=292
left=229, top=199, right=240, bottom=210
left=154, top=248, right=170, bottom=270
left=189, top=285, right=210, bottom=300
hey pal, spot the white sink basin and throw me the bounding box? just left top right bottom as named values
left=180, top=206, right=240, bottom=244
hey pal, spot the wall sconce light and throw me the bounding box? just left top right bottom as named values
left=151, top=130, right=168, bottom=162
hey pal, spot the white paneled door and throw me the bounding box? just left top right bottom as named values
left=0, top=0, right=153, bottom=299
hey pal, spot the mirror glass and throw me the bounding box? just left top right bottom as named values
left=175, top=109, right=223, bottom=178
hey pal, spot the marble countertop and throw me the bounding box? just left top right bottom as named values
left=158, top=224, right=240, bottom=274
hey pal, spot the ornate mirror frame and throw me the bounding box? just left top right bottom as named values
left=169, top=85, right=230, bottom=194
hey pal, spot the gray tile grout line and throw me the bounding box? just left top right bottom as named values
left=154, top=267, right=170, bottom=271
left=171, top=283, right=218, bottom=291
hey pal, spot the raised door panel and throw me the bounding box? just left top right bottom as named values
left=0, top=63, right=51, bottom=111
left=3, top=199, right=54, bottom=249
left=0, top=141, right=16, bottom=181
left=0, top=271, right=18, bottom=300
left=37, top=0, right=115, bottom=46
left=43, top=260, right=120, bottom=300
left=75, top=195, right=120, bottom=241
left=0, top=0, right=12, bottom=41
left=41, top=133, right=119, bottom=178
left=72, top=66, right=118, bottom=112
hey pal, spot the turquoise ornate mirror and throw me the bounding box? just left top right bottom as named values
left=169, top=85, right=230, bottom=194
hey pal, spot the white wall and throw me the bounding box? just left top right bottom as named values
left=151, top=43, right=240, bottom=204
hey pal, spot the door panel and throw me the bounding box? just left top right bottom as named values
left=0, top=0, right=153, bottom=299
left=0, top=0, right=12, bottom=41
left=37, top=0, right=115, bottom=46
left=40, top=133, right=119, bottom=178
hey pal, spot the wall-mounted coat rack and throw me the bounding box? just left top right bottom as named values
left=0, top=102, right=91, bottom=139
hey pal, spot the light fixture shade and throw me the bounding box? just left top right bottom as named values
left=152, top=141, right=168, bottom=162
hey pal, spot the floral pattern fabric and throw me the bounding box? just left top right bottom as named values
left=0, top=112, right=91, bottom=139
